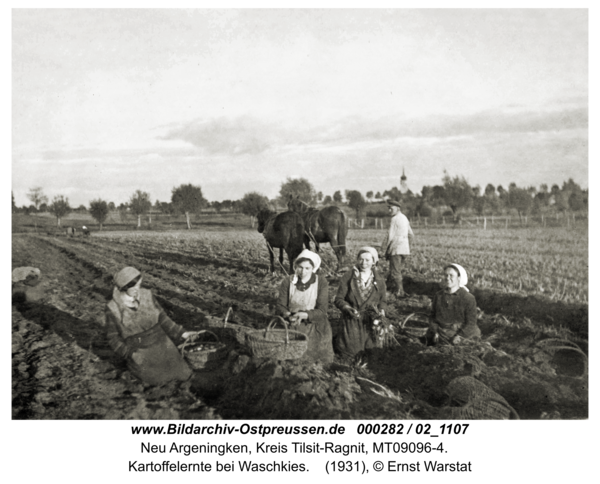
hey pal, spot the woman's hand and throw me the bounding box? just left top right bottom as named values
left=289, top=312, right=308, bottom=326
left=343, top=306, right=359, bottom=318
left=131, top=351, right=144, bottom=365
left=182, top=331, right=198, bottom=340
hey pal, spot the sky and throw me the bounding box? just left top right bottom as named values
left=12, top=9, right=589, bottom=207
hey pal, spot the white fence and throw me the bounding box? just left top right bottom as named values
left=348, top=212, right=588, bottom=230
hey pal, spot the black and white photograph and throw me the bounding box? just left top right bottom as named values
left=8, top=6, right=595, bottom=481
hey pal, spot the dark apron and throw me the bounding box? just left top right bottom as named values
left=125, top=323, right=192, bottom=385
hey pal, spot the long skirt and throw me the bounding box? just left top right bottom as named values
left=334, top=315, right=375, bottom=359
left=293, top=318, right=334, bottom=364
left=126, top=324, right=192, bottom=385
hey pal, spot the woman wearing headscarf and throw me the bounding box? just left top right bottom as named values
left=105, top=266, right=198, bottom=385
left=333, top=247, right=387, bottom=358
left=426, top=263, right=481, bottom=345
left=275, top=249, right=334, bottom=364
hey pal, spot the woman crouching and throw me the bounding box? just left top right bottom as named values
left=105, top=267, right=198, bottom=385
left=333, top=247, right=387, bottom=358
left=275, top=249, right=334, bottom=364
left=426, top=263, right=481, bottom=345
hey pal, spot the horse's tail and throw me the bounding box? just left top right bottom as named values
left=337, top=208, right=347, bottom=256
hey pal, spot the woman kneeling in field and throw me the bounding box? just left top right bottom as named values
left=276, top=250, right=334, bottom=364
left=333, top=247, right=387, bottom=358
left=105, top=267, right=198, bottom=385
left=426, top=263, right=481, bottom=345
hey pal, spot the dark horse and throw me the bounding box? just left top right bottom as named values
left=256, top=209, right=305, bottom=274
left=287, top=196, right=347, bottom=270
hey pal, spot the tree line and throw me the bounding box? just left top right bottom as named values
left=13, top=173, right=587, bottom=230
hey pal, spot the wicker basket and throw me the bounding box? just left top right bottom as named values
left=441, top=376, right=519, bottom=420
left=202, top=308, right=254, bottom=345
left=399, top=312, right=430, bottom=338
left=245, top=317, right=308, bottom=360
left=179, top=330, right=228, bottom=370
left=536, top=338, right=588, bottom=379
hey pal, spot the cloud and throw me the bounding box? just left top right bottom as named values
left=159, top=107, right=588, bottom=156
left=160, top=116, right=281, bottom=155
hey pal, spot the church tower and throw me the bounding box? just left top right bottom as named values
left=400, top=167, right=408, bottom=194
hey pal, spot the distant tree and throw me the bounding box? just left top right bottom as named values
left=483, top=184, right=499, bottom=213
left=231, top=200, right=242, bottom=213
left=212, top=201, right=223, bottom=213
left=366, top=191, right=374, bottom=202
left=473, top=196, right=487, bottom=216
left=508, top=187, right=533, bottom=220
left=497, top=185, right=508, bottom=209
left=279, top=177, right=316, bottom=205
left=323, top=195, right=333, bottom=205
left=553, top=191, right=570, bottom=212
left=333, top=190, right=343, bottom=204
left=11, top=192, right=16, bottom=213
left=108, top=201, right=116, bottom=211
left=89, top=199, right=109, bottom=230
left=484, top=184, right=496, bottom=198
left=346, top=190, right=366, bottom=218
left=317, top=191, right=323, bottom=202
left=171, top=184, right=206, bottom=229
left=442, top=171, right=473, bottom=216
left=129, top=190, right=152, bottom=228
left=375, top=191, right=382, bottom=200
left=560, top=178, right=585, bottom=212
left=27, top=187, right=48, bottom=212
left=49, top=195, right=71, bottom=226
left=421, top=186, right=433, bottom=202
left=76, top=204, right=87, bottom=213
left=159, top=201, right=175, bottom=215
left=431, top=185, right=446, bottom=206
left=221, top=200, right=233, bottom=211
left=240, top=192, right=271, bottom=217
left=383, top=187, right=402, bottom=202
left=569, top=192, right=585, bottom=211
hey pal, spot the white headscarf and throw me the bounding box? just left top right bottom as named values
left=291, top=249, right=322, bottom=284
left=448, top=263, right=469, bottom=292
left=357, top=246, right=379, bottom=264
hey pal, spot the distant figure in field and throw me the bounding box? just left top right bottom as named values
left=65, top=226, right=76, bottom=237
left=104, top=267, right=199, bottom=385
left=425, top=263, right=481, bottom=346
left=82, top=226, right=90, bottom=236
left=380, top=200, right=414, bottom=298
left=275, top=249, right=334, bottom=364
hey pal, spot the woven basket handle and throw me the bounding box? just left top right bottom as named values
left=265, top=316, right=290, bottom=344
left=180, top=330, right=220, bottom=356
left=400, top=312, right=431, bottom=328
left=223, top=307, right=233, bottom=326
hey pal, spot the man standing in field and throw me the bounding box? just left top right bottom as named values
left=380, top=200, right=414, bottom=298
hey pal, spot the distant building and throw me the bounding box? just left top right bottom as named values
left=400, top=167, right=409, bottom=194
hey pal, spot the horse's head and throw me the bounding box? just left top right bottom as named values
left=256, top=209, right=273, bottom=233
left=287, top=195, right=307, bottom=213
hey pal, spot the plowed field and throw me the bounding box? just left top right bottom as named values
left=12, top=230, right=588, bottom=420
